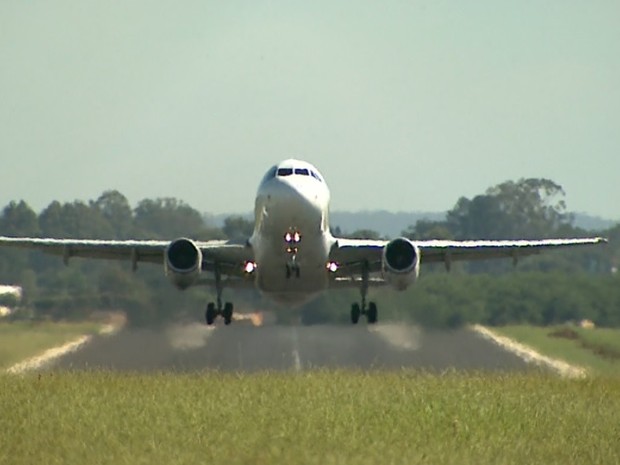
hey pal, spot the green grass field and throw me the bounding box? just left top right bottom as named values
left=493, top=325, right=620, bottom=376
left=1, top=371, right=619, bottom=465
left=0, top=321, right=101, bottom=369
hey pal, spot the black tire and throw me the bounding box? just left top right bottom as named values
left=351, top=303, right=361, bottom=324
left=206, top=302, right=217, bottom=325
left=223, top=302, right=233, bottom=325
left=367, top=302, right=378, bottom=324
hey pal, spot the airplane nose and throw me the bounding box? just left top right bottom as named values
left=255, top=178, right=326, bottom=234
left=263, top=177, right=319, bottom=210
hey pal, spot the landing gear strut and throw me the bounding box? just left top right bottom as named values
left=205, top=264, right=234, bottom=326
left=286, top=260, right=300, bottom=279
left=350, top=261, right=378, bottom=325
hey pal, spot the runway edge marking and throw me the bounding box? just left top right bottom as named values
left=6, top=322, right=122, bottom=375
left=470, top=324, right=587, bottom=378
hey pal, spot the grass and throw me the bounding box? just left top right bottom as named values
left=493, top=325, right=620, bottom=376
left=1, top=370, right=619, bottom=465
left=575, top=327, right=620, bottom=354
left=0, top=321, right=101, bottom=369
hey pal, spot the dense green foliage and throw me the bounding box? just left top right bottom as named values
left=0, top=178, right=617, bottom=327
left=0, top=191, right=256, bottom=326
left=1, top=371, right=619, bottom=465
left=300, top=272, right=620, bottom=327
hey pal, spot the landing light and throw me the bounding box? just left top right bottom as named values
left=327, top=262, right=339, bottom=272
left=284, top=230, right=302, bottom=243
left=244, top=261, right=257, bottom=273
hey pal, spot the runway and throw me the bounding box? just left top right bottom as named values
left=49, top=322, right=533, bottom=372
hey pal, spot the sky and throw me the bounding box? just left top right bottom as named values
left=1, top=1, right=619, bottom=219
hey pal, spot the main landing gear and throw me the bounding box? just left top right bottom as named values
left=350, top=301, right=378, bottom=325
left=350, top=261, right=378, bottom=325
left=205, top=301, right=233, bottom=326
left=205, top=264, right=234, bottom=326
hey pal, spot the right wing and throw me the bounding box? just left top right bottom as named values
left=0, top=236, right=255, bottom=281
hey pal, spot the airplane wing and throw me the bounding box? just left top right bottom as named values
left=329, top=236, right=607, bottom=282
left=0, top=236, right=255, bottom=278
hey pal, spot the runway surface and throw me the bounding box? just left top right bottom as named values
left=49, top=323, right=533, bottom=372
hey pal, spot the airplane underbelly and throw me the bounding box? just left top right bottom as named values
left=257, top=254, right=327, bottom=287
left=253, top=237, right=330, bottom=306
left=250, top=184, right=333, bottom=306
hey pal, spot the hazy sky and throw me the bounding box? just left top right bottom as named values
left=1, top=1, right=619, bottom=219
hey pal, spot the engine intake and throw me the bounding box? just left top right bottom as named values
left=165, top=238, right=202, bottom=289
left=382, top=237, right=420, bottom=290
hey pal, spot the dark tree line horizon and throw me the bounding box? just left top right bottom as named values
left=0, top=177, right=618, bottom=327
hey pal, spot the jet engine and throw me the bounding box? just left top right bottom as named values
left=382, top=237, right=420, bottom=290
left=165, top=238, right=203, bottom=289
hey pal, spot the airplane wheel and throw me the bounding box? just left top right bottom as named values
left=351, top=303, right=361, bottom=324
left=223, top=302, right=233, bottom=325
left=367, top=302, right=378, bottom=324
left=206, top=302, right=217, bottom=325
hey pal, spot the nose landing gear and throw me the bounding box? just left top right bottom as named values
left=284, top=228, right=302, bottom=279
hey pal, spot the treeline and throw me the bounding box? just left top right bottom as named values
left=0, top=191, right=257, bottom=326
left=325, top=178, right=619, bottom=327
left=0, top=179, right=618, bottom=327
left=299, top=273, right=620, bottom=328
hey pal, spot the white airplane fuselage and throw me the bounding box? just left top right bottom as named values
left=249, top=159, right=334, bottom=305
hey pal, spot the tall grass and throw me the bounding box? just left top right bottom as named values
left=1, top=370, right=619, bottom=465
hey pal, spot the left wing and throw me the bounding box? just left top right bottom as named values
left=329, top=236, right=607, bottom=284
left=416, top=237, right=606, bottom=265
left=0, top=236, right=255, bottom=280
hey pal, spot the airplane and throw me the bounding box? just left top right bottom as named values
left=0, top=159, right=607, bottom=325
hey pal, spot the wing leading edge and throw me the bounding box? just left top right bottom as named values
left=0, top=236, right=255, bottom=278
left=329, top=236, right=607, bottom=285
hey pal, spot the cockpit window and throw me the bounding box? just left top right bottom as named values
left=310, top=170, right=323, bottom=182
left=272, top=166, right=323, bottom=181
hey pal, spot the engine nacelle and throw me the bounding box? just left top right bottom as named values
left=382, top=237, right=420, bottom=290
left=165, top=238, right=202, bottom=289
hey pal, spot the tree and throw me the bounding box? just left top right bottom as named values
left=39, top=201, right=66, bottom=238
left=487, top=178, right=572, bottom=236
left=447, top=195, right=508, bottom=239
left=133, top=198, right=205, bottom=239
left=0, top=201, right=39, bottom=282
left=346, top=229, right=383, bottom=240
left=222, top=215, right=254, bottom=241
left=401, top=220, right=453, bottom=240
left=92, top=190, right=133, bottom=239
left=42, top=201, right=114, bottom=239
left=0, top=201, right=39, bottom=236
left=447, top=178, right=573, bottom=240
